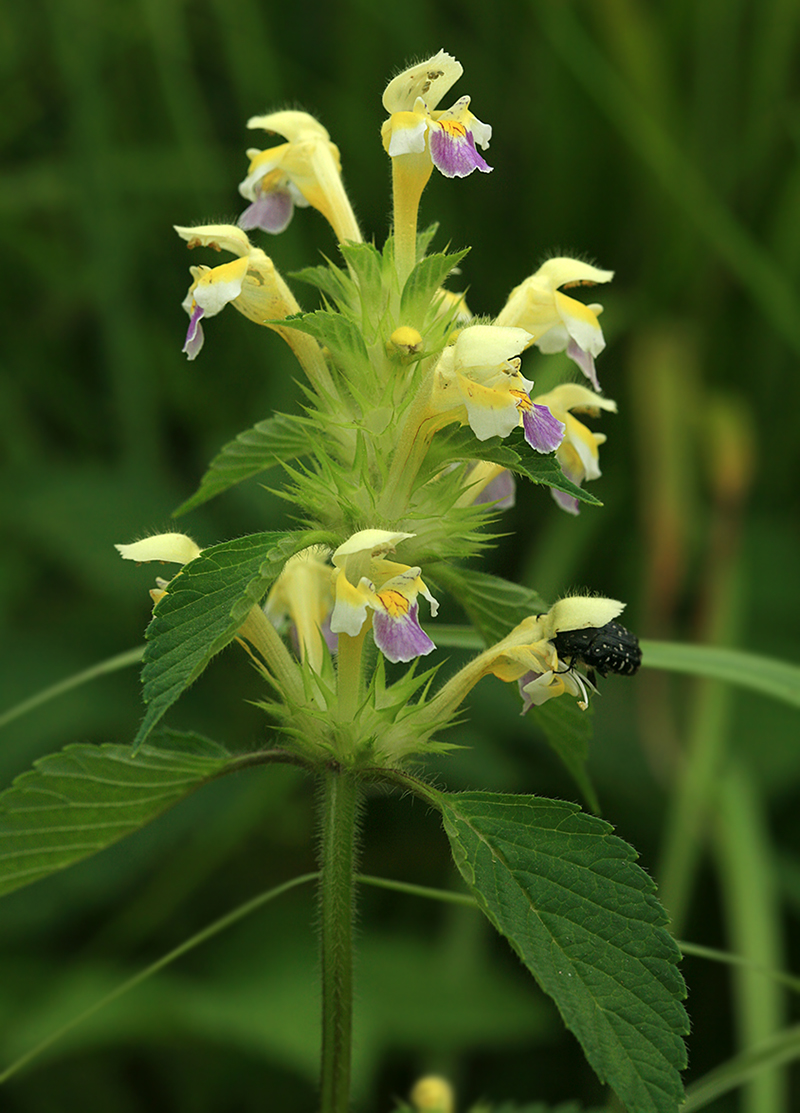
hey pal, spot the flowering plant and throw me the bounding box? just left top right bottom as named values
left=0, top=50, right=692, bottom=1113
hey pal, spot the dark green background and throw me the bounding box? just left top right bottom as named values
left=2, top=0, right=799, bottom=1109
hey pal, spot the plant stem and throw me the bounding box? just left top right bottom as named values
left=318, top=767, right=360, bottom=1113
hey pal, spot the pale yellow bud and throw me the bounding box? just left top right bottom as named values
left=410, top=1075, right=455, bottom=1113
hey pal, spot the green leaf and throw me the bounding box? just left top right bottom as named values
left=291, top=260, right=356, bottom=307
left=401, top=249, right=470, bottom=325
left=420, top=427, right=521, bottom=483
left=279, top=310, right=371, bottom=383
left=420, top=426, right=600, bottom=508
left=431, top=564, right=548, bottom=645
left=0, top=732, right=233, bottom=899
left=437, top=791, right=688, bottom=1113
left=509, top=451, right=603, bottom=507
left=135, top=530, right=323, bottom=748
left=339, top=240, right=385, bottom=309
left=174, top=413, right=316, bottom=516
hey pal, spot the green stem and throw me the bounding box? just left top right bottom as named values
left=318, top=767, right=361, bottom=1113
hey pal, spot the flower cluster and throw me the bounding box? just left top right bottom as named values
left=118, top=50, right=637, bottom=766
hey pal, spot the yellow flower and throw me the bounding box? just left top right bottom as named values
left=496, top=257, right=613, bottom=390
left=174, top=223, right=329, bottom=390
left=239, top=110, right=360, bottom=243
left=330, top=530, right=439, bottom=663
left=410, top=1076, right=455, bottom=1113
left=115, top=532, right=203, bottom=607
left=430, top=325, right=565, bottom=451
left=115, top=533, right=202, bottom=565
left=263, top=546, right=334, bottom=675
left=532, top=383, right=617, bottom=513
left=381, top=50, right=492, bottom=179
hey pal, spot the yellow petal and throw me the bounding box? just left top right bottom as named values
left=115, top=533, right=202, bottom=564
left=382, top=50, right=463, bottom=114
left=174, top=224, right=252, bottom=258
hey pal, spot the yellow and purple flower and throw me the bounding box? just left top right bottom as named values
left=430, top=326, right=566, bottom=452
left=496, top=258, right=613, bottom=391
left=381, top=50, right=492, bottom=179
left=532, top=383, right=617, bottom=513
left=330, top=530, right=439, bottom=663
left=263, top=545, right=336, bottom=675
left=238, top=110, right=361, bottom=244
left=175, top=224, right=292, bottom=360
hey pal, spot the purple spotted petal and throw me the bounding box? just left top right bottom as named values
left=474, top=469, right=516, bottom=509
left=237, top=190, right=294, bottom=234
left=182, top=305, right=205, bottom=360
left=522, top=404, right=566, bottom=453
left=373, top=602, right=436, bottom=663
left=566, top=338, right=601, bottom=392
left=429, top=128, right=492, bottom=178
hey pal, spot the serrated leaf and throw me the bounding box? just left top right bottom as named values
left=401, top=249, right=470, bottom=324
left=339, top=241, right=384, bottom=307
left=135, top=530, right=323, bottom=748
left=431, top=564, right=548, bottom=645
left=0, top=732, right=233, bottom=898
left=420, top=426, right=521, bottom=484
left=280, top=311, right=370, bottom=382
left=174, top=413, right=316, bottom=515
left=437, top=791, right=688, bottom=1113
left=291, top=260, right=356, bottom=307
left=509, top=451, right=602, bottom=507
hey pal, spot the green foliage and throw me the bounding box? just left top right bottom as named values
left=400, top=248, right=470, bottom=324
left=431, top=564, right=548, bottom=644
left=0, top=732, right=232, bottom=899
left=174, top=413, right=318, bottom=516
left=418, top=426, right=599, bottom=506
left=280, top=310, right=372, bottom=385
left=642, top=640, right=800, bottom=710
left=136, top=530, right=326, bottom=748
left=509, top=451, right=602, bottom=507
left=436, top=790, right=688, bottom=1113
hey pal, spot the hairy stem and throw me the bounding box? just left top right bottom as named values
left=318, top=767, right=361, bottom=1113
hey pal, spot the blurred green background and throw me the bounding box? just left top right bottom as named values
left=2, top=0, right=799, bottom=1109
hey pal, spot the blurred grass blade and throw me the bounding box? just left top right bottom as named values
left=683, top=1025, right=800, bottom=1112
left=641, top=640, right=800, bottom=708
left=0, top=871, right=318, bottom=1084
left=433, top=629, right=800, bottom=709
left=679, top=941, right=800, bottom=995
left=357, top=873, right=478, bottom=909
left=536, top=3, right=800, bottom=358
left=0, top=647, right=145, bottom=732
